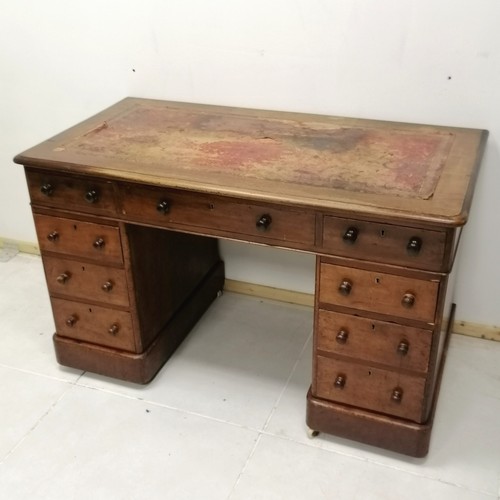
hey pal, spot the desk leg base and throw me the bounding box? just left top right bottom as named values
left=53, top=260, right=225, bottom=384
left=306, top=390, right=433, bottom=457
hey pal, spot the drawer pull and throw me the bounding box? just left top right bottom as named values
left=397, top=339, right=410, bottom=355
left=108, top=323, right=119, bottom=336
left=342, top=226, right=358, bottom=244
left=85, top=189, right=99, bottom=204
left=391, top=387, right=403, bottom=402
left=66, top=315, right=78, bottom=327
left=93, top=237, right=105, bottom=249
left=401, top=293, right=415, bottom=308
left=47, top=231, right=59, bottom=242
left=334, top=375, right=346, bottom=389
left=336, top=329, right=349, bottom=344
left=338, top=280, right=352, bottom=296
left=256, top=214, right=272, bottom=232
left=407, top=236, right=423, bottom=256
left=157, top=200, right=170, bottom=214
left=56, top=272, right=70, bottom=284
left=40, top=183, right=54, bottom=196
left=102, top=281, right=114, bottom=292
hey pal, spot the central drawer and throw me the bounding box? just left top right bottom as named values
left=315, top=355, right=427, bottom=422
left=118, top=183, right=316, bottom=247
left=319, top=262, right=440, bottom=323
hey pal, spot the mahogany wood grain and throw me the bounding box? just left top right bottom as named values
left=316, top=309, right=432, bottom=373
left=34, top=214, right=123, bottom=265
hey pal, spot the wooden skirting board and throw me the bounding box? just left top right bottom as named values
left=2, top=237, right=498, bottom=342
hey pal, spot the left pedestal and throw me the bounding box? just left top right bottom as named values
left=34, top=209, right=224, bottom=384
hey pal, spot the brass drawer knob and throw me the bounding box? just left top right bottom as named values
left=256, top=214, right=272, bottom=232
left=397, top=339, right=409, bottom=355
left=47, top=231, right=59, bottom=242
left=334, top=375, right=346, bottom=389
left=338, top=280, right=352, bottom=296
left=391, top=387, right=403, bottom=402
left=40, top=183, right=54, bottom=196
left=108, top=323, right=119, bottom=336
left=85, top=189, right=99, bottom=204
left=336, top=329, right=349, bottom=344
left=157, top=200, right=170, bottom=214
left=93, top=237, right=105, bottom=249
left=407, top=236, right=423, bottom=256
left=66, top=315, right=77, bottom=327
left=401, top=293, right=415, bottom=308
left=102, top=281, right=113, bottom=292
left=56, top=272, right=70, bottom=284
left=342, top=226, right=358, bottom=244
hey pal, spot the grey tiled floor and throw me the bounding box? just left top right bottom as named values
left=1, top=253, right=499, bottom=499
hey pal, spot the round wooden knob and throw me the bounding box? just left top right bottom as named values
left=40, top=183, right=54, bottom=196
left=391, top=387, right=403, bottom=402
left=342, top=226, right=358, bottom=244
left=401, top=293, right=415, bottom=308
left=108, top=323, right=119, bottom=335
left=56, top=272, right=70, bottom=284
left=256, top=214, right=272, bottom=231
left=157, top=200, right=170, bottom=214
left=66, top=315, right=77, bottom=327
left=85, top=189, right=99, bottom=204
left=407, top=236, right=422, bottom=256
left=102, top=281, right=113, bottom=292
left=47, top=231, right=59, bottom=242
left=397, top=339, right=409, bottom=355
left=334, top=375, right=346, bottom=389
left=93, top=237, right=105, bottom=249
left=336, top=329, right=349, bottom=344
left=338, top=280, right=352, bottom=296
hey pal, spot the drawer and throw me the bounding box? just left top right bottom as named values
left=317, top=310, right=432, bottom=373
left=315, top=355, right=426, bottom=422
left=26, top=169, right=117, bottom=216
left=118, top=184, right=316, bottom=248
left=52, top=298, right=135, bottom=351
left=322, top=216, right=448, bottom=271
left=34, top=214, right=123, bottom=265
left=43, top=256, right=129, bottom=307
left=319, top=262, right=439, bottom=323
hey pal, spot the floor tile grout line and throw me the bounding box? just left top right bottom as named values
left=0, top=381, right=80, bottom=465
left=261, top=329, right=313, bottom=433
left=0, top=361, right=84, bottom=385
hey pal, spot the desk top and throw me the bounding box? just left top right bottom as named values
left=15, top=98, right=487, bottom=226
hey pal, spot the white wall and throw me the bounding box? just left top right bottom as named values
left=1, top=0, right=499, bottom=326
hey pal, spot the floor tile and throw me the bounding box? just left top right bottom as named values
left=0, top=254, right=82, bottom=381
left=0, top=365, right=71, bottom=460
left=0, top=384, right=259, bottom=500
left=78, top=292, right=313, bottom=430
left=229, top=435, right=495, bottom=500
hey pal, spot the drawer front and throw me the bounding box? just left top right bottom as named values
left=34, top=214, right=123, bottom=265
left=315, top=355, right=426, bottom=422
left=322, top=216, right=448, bottom=271
left=118, top=184, right=316, bottom=247
left=319, top=262, right=439, bottom=323
left=317, top=310, right=432, bottom=373
left=43, top=256, right=129, bottom=307
left=26, top=169, right=117, bottom=216
left=52, top=298, right=135, bottom=351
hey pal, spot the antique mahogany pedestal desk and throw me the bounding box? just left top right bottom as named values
left=15, top=98, right=487, bottom=457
